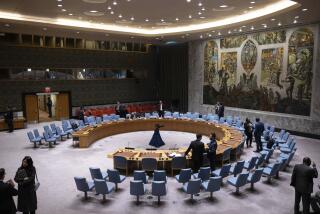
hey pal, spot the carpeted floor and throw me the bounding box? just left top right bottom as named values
left=0, top=121, right=319, bottom=214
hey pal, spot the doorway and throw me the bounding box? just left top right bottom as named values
left=37, top=94, right=56, bottom=122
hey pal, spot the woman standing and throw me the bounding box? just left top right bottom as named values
left=244, top=118, right=253, bottom=148
left=207, top=133, right=217, bottom=171
left=148, top=124, right=165, bottom=148
left=14, top=156, right=37, bottom=214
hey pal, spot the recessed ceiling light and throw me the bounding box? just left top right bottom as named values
left=113, top=1, right=117, bottom=5
left=228, top=30, right=231, bottom=34
left=130, top=36, right=134, bottom=39
left=118, top=14, right=122, bottom=18
left=110, top=11, right=114, bottom=14
left=61, top=9, right=66, bottom=12
left=271, top=18, right=276, bottom=21
left=107, top=6, right=112, bottom=10
left=302, top=8, right=308, bottom=11
left=220, top=5, right=228, bottom=8
left=105, top=33, right=109, bottom=36
left=295, top=16, right=299, bottom=19
left=181, top=35, right=185, bottom=39
left=198, top=2, right=202, bottom=6
left=186, top=0, right=191, bottom=2
left=175, top=18, right=179, bottom=21
left=251, top=26, right=254, bottom=30
left=188, top=15, right=192, bottom=18
left=145, top=18, right=149, bottom=22
left=200, top=35, right=203, bottom=38
left=218, top=32, right=221, bottom=35
left=250, top=1, right=255, bottom=4
left=198, top=12, right=202, bottom=15
left=130, top=17, right=134, bottom=20
left=239, top=28, right=242, bottom=32
left=4, top=24, right=10, bottom=27
left=90, top=10, right=98, bottom=13
left=46, top=68, right=50, bottom=72
left=264, top=25, right=267, bottom=28
left=160, top=19, right=164, bottom=22
left=57, top=0, right=62, bottom=1
left=293, top=19, right=297, bottom=24
left=200, top=16, right=205, bottom=19
left=201, top=8, right=205, bottom=11
left=43, top=27, right=47, bottom=31
left=156, top=37, right=159, bottom=40
left=57, top=4, right=63, bottom=7
left=76, top=31, right=80, bottom=34
left=278, top=22, right=282, bottom=26
left=27, top=68, right=32, bottom=72
left=249, top=6, right=253, bottom=9
left=68, top=13, right=73, bottom=16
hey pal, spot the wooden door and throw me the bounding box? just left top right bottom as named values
left=55, top=93, right=70, bottom=120
left=25, top=95, right=39, bottom=122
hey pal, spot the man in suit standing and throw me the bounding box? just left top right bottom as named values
left=0, top=168, right=18, bottom=214
left=291, top=157, right=318, bottom=214
left=185, top=134, right=205, bottom=172
left=47, top=97, right=53, bottom=118
left=254, top=118, right=264, bottom=152
left=4, top=106, right=14, bottom=133
left=158, top=100, right=164, bottom=118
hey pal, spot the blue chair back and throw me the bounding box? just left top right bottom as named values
left=152, top=181, right=166, bottom=196
left=27, top=131, right=35, bottom=141
left=232, top=161, right=245, bottom=176
left=283, top=132, right=290, bottom=141
left=172, top=112, right=179, bottom=119
left=78, top=120, right=85, bottom=127
left=43, top=131, right=51, bottom=141
left=220, top=164, right=232, bottom=178
left=44, top=125, right=54, bottom=137
left=133, top=170, right=148, bottom=184
left=114, top=156, right=127, bottom=169
left=197, top=167, right=211, bottom=181
left=145, top=113, right=151, bottom=118
left=50, top=124, right=57, bottom=134
left=94, top=179, right=109, bottom=194
left=62, top=121, right=71, bottom=132
left=186, top=179, right=201, bottom=194
left=33, top=129, right=42, bottom=139
left=107, top=169, right=121, bottom=183
left=207, top=176, right=222, bottom=192
left=153, top=170, right=167, bottom=183
left=278, top=129, right=285, bottom=139
left=177, top=168, right=192, bottom=183
left=249, top=168, right=263, bottom=183
left=130, top=180, right=145, bottom=196
left=270, top=126, right=275, bottom=133
left=89, top=167, right=104, bottom=180
left=256, top=154, right=266, bottom=167
left=96, top=117, right=102, bottom=124
left=236, top=172, right=249, bottom=186
left=247, top=156, right=258, bottom=170
left=74, top=177, right=90, bottom=192
left=142, top=158, right=157, bottom=171
left=269, top=162, right=281, bottom=176
left=222, top=147, right=232, bottom=162
left=219, top=117, right=225, bottom=124
left=56, top=126, right=64, bottom=135
left=171, top=156, right=187, bottom=169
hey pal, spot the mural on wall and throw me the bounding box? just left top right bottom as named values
left=203, top=40, right=218, bottom=85
left=203, top=27, right=315, bottom=116
left=220, top=35, right=247, bottom=49
left=220, top=52, right=237, bottom=92
left=241, top=40, right=257, bottom=75
left=253, top=30, right=286, bottom=45
left=261, top=48, right=284, bottom=88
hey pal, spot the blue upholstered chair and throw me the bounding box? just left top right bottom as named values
left=141, top=158, right=157, bottom=172
left=244, top=156, right=258, bottom=171
left=27, top=131, right=41, bottom=148
left=280, top=149, right=296, bottom=168
left=260, top=148, right=274, bottom=164
left=275, top=129, right=285, bottom=140
left=74, top=177, right=95, bottom=199
left=280, top=142, right=296, bottom=154
left=107, top=169, right=126, bottom=191
left=183, top=178, right=201, bottom=200
left=227, top=172, right=249, bottom=194
left=229, top=160, right=245, bottom=177
left=201, top=176, right=222, bottom=198
left=133, top=170, right=149, bottom=184
left=219, top=117, right=225, bottom=124
left=33, top=129, right=44, bottom=142
left=171, top=156, right=187, bottom=176
left=130, top=180, right=146, bottom=203
left=152, top=181, right=167, bottom=204
left=144, top=113, right=151, bottom=119
left=89, top=167, right=108, bottom=180
left=78, top=120, right=85, bottom=129
left=102, top=114, right=111, bottom=122
left=175, top=168, right=192, bottom=185
left=172, top=112, right=180, bottom=119
left=50, top=124, right=58, bottom=135
left=62, top=120, right=73, bottom=135
left=278, top=137, right=294, bottom=149
left=114, top=156, right=129, bottom=175
left=212, top=164, right=231, bottom=179
left=193, top=167, right=211, bottom=181
left=44, top=125, right=59, bottom=139
left=220, top=147, right=232, bottom=165
left=95, top=117, right=102, bottom=124
left=231, top=143, right=243, bottom=161
left=255, top=153, right=266, bottom=168
left=247, top=168, right=263, bottom=190
left=94, top=179, right=115, bottom=201
left=56, top=126, right=70, bottom=139
left=277, top=132, right=290, bottom=144
left=262, top=162, right=281, bottom=183
left=43, top=131, right=56, bottom=148
left=153, top=170, right=167, bottom=183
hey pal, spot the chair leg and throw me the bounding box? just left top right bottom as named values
left=236, top=187, right=239, bottom=194
left=191, top=194, right=193, bottom=200
left=34, top=142, right=37, bottom=148
left=210, top=192, right=213, bottom=199
left=103, top=194, right=106, bottom=201
left=158, top=196, right=160, bottom=204
left=115, top=183, right=118, bottom=191
left=84, top=191, right=88, bottom=199
left=136, top=195, right=139, bottom=203
left=251, top=183, right=254, bottom=190
left=49, top=142, right=53, bottom=148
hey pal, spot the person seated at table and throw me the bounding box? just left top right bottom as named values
left=149, top=124, right=165, bottom=148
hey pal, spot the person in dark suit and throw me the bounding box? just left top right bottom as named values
left=218, top=103, right=224, bottom=119
left=46, top=97, right=52, bottom=118
left=0, top=168, right=18, bottom=214
left=244, top=118, right=253, bottom=148
left=207, top=133, right=218, bottom=171
left=158, top=100, right=164, bottom=118
left=14, top=156, right=37, bottom=214
left=291, top=157, right=318, bottom=214
left=78, top=106, right=85, bottom=122
left=4, top=106, right=14, bottom=133
left=115, top=101, right=121, bottom=115
left=254, top=118, right=265, bottom=152
left=185, top=134, right=205, bottom=172
left=311, top=184, right=320, bottom=213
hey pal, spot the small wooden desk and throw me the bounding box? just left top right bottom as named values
left=0, top=117, right=26, bottom=131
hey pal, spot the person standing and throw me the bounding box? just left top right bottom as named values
left=185, top=134, right=205, bottom=172
left=291, top=157, right=318, bottom=214
left=148, top=124, right=165, bottom=148
left=218, top=103, right=224, bottom=119
left=46, top=97, right=52, bottom=118
left=0, top=168, right=18, bottom=214
left=254, top=118, right=264, bottom=152
left=207, top=133, right=217, bottom=171
left=115, top=101, right=121, bottom=116
left=78, top=106, right=85, bottom=122
left=244, top=118, right=253, bottom=148
left=158, top=100, right=164, bottom=118
left=14, top=156, right=38, bottom=214
left=4, top=106, right=14, bottom=133
left=215, top=102, right=220, bottom=115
